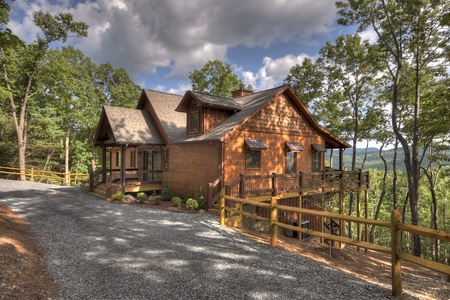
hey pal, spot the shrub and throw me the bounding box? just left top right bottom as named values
left=152, top=195, right=162, bottom=205
left=111, top=192, right=123, bottom=201
left=171, top=197, right=182, bottom=207
left=186, top=198, right=198, bottom=210
left=194, top=184, right=206, bottom=209
left=160, top=182, right=173, bottom=201
left=137, top=192, right=147, bottom=203
left=180, top=193, right=192, bottom=204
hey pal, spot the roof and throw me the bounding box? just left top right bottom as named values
left=245, top=138, right=268, bottom=150
left=139, top=90, right=185, bottom=144
left=94, top=106, right=164, bottom=145
left=94, top=86, right=351, bottom=149
left=176, top=91, right=242, bottom=112
left=173, top=86, right=284, bottom=143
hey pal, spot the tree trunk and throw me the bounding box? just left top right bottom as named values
left=65, top=129, right=70, bottom=185
left=392, top=139, right=399, bottom=209
left=369, top=142, right=387, bottom=243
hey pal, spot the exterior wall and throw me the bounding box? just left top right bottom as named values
left=223, top=93, right=325, bottom=185
left=163, top=142, right=219, bottom=197
left=203, top=108, right=232, bottom=133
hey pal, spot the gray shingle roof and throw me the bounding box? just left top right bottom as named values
left=103, top=106, right=164, bottom=145
left=176, top=91, right=242, bottom=112
left=142, top=90, right=185, bottom=143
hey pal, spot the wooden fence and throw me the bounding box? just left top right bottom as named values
left=218, top=191, right=450, bottom=296
left=0, top=166, right=89, bottom=186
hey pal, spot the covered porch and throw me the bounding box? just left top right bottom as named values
left=90, top=106, right=167, bottom=199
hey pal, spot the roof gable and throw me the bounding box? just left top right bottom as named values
left=94, top=106, right=164, bottom=146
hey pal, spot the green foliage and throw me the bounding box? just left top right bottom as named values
left=152, top=195, right=161, bottom=205
left=179, top=193, right=193, bottom=204
left=189, top=60, right=242, bottom=98
left=112, top=192, right=123, bottom=201
left=160, top=182, right=173, bottom=201
left=171, top=197, right=182, bottom=207
left=193, top=184, right=206, bottom=209
left=186, top=198, right=199, bottom=210
left=137, top=192, right=148, bottom=202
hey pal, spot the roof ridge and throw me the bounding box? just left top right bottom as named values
left=145, top=89, right=184, bottom=97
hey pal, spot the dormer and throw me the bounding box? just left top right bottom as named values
left=176, top=91, right=242, bottom=136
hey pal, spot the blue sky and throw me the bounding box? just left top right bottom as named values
left=6, top=0, right=375, bottom=95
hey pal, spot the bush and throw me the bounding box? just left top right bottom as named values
left=137, top=192, right=147, bottom=203
left=186, top=198, right=198, bottom=210
left=160, top=182, right=173, bottom=201
left=171, top=197, right=182, bottom=207
left=179, top=193, right=193, bottom=204
left=112, top=192, right=123, bottom=201
left=194, top=184, right=206, bottom=209
left=152, top=195, right=162, bottom=205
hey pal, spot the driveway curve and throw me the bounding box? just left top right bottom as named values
left=0, top=179, right=396, bottom=299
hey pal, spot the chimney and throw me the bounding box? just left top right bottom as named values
left=232, top=83, right=253, bottom=98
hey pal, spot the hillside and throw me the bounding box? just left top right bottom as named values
left=328, top=147, right=432, bottom=171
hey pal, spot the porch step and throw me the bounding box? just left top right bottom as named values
left=91, top=184, right=106, bottom=199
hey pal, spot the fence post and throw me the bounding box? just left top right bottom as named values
left=67, top=172, right=71, bottom=187
left=391, top=210, right=402, bottom=296
left=207, top=183, right=213, bottom=209
left=239, top=174, right=245, bottom=198
left=272, top=173, right=277, bottom=196
left=270, top=196, right=278, bottom=247
left=31, top=168, right=34, bottom=182
left=220, top=190, right=225, bottom=226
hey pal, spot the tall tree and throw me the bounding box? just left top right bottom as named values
left=189, top=60, right=242, bottom=98
left=336, top=0, right=450, bottom=257
left=284, top=57, right=324, bottom=107
left=1, top=11, right=88, bottom=181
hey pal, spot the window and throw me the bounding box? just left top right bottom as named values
left=285, top=142, right=302, bottom=174
left=130, top=150, right=136, bottom=168
left=312, top=151, right=320, bottom=172
left=162, top=148, right=169, bottom=170
left=190, top=104, right=200, bottom=133
left=311, top=144, right=326, bottom=172
left=244, top=138, right=267, bottom=169
left=115, top=150, right=121, bottom=167
left=246, top=149, right=261, bottom=169
left=286, top=151, right=296, bottom=173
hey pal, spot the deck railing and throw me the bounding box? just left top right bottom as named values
left=208, top=169, right=369, bottom=208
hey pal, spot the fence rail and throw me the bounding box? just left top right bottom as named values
left=218, top=192, right=450, bottom=297
left=0, top=166, right=89, bottom=186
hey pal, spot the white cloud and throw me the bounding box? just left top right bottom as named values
left=241, top=54, right=312, bottom=91
left=359, top=29, right=378, bottom=44
left=8, top=0, right=337, bottom=84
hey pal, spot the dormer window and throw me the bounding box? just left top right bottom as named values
left=189, top=104, right=200, bottom=134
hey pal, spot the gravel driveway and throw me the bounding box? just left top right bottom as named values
left=0, top=180, right=396, bottom=299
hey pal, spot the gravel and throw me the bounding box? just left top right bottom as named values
left=0, top=179, right=396, bottom=299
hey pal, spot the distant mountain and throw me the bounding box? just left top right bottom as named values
left=328, top=147, right=431, bottom=171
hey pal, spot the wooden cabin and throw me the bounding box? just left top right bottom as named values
left=91, top=85, right=353, bottom=207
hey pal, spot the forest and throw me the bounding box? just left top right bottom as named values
left=1, top=1, right=449, bottom=262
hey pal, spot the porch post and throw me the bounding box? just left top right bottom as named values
left=121, top=144, right=126, bottom=194
left=339, top=148, right=344, bottom=171
left=102, top=144, right=107, bottom=183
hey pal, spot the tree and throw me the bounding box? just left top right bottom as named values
left=1, top=11, right=88, bottom=181
left=336, top=0, right=450, bottom=257
left=284, top=57, right=324, bottom=107
left=189, top=60, right=242, bottom=98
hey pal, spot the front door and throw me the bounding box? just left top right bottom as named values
left=138, top=147, right=158, bottom=181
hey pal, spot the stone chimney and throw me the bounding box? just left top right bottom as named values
left=232, top=83, right=253, bottom=98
